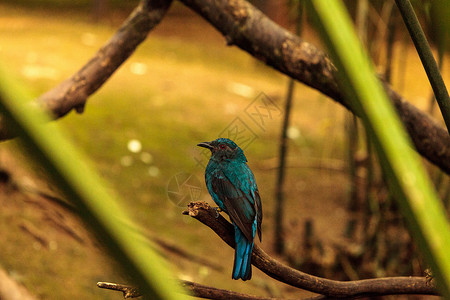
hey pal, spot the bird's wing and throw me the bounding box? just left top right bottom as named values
left=254, top=189, right=262, bottom=242
left=211, top=165, right=259, bottom=242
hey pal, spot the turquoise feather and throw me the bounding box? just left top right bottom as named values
left=198, top=138, right=262, bottom=280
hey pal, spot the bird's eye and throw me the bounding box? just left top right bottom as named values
left=219, top=144, right=226, bottom=149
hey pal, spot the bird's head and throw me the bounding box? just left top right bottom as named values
left=197, top=138, right=247, bottom=162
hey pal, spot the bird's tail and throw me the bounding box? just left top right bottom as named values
left=232, top=223, right=255, bottom=281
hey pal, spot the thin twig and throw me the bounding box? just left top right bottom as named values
left=97, top=282, right=142, bottom=299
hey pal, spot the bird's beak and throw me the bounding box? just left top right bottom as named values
left=197, top=141, right=213, bottom=150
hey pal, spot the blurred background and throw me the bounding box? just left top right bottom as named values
left=0, top=0, right=449, bottom=298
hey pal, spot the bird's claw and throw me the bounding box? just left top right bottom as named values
left=425, top=268, right=434, bottom=286
left=214, top=207, right=223, bottom=218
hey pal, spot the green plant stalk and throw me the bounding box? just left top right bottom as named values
left=310, top=0, right=450, bottom=297
left=274, top=0, right=304, bottom=255
left=0, top=64, right=188, bottom=300
left=384, top=7, right=397, bottom=84
left=274, top=77, right=294, bottom=255
left=395, top=0, right=450, bottom=132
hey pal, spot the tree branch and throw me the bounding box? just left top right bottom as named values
left=0, top=0, right=172, bottom=139
left=183, top=201, right=438, bottom=298
left=182, top=281, right=281, bottom=300
left=179, top=0, right=450, bottom=174
left=97, top=280, right=284, bottom=300
left=97, top=282, right=142, bottom=299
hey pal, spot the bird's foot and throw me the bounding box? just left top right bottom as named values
left=425, top=268, right=434, bottom=286
left=214, top=207, right=223, bottom=218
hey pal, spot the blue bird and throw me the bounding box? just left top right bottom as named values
left=198, top=138, right=262, bottom=281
